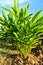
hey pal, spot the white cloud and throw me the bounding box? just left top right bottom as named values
left=0, top=0, right=13, bottom=6
left=0, top=0, right=29, bottom=6
left=20, top=0, right=29, bottom=3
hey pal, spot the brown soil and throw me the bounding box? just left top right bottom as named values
left=1, top=45, right=43, bottom=65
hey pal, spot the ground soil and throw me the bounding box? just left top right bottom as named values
left=0, top=45, right=43, bottom=65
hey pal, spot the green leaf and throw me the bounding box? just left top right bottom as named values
left=13, top=32, right=18, bottom=39
left=31, top=10, right=42, bottom=26
left=25, top=4, right=30, bottom=16
left=2, top=11, right=7, bottom=19
left=19, top=8, right=23, bottom=19
left=0, top=16, right=5, bottom=22
left=2, top=6, right=14, bottom=15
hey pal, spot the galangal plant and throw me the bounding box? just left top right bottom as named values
left=0, top=0, right=43, bottom=58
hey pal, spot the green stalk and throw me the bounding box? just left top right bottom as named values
left=17, top=0, right=20, bottom=10
left=14, top=0, right=16, bottom=10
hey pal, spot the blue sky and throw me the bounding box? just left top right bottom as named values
left=0, top=0, right=43, bottom=15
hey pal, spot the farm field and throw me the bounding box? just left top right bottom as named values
left=0, top=44, right=43, bottom=65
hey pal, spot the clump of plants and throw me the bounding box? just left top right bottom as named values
left=0, top=0, right=43, bottom=58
